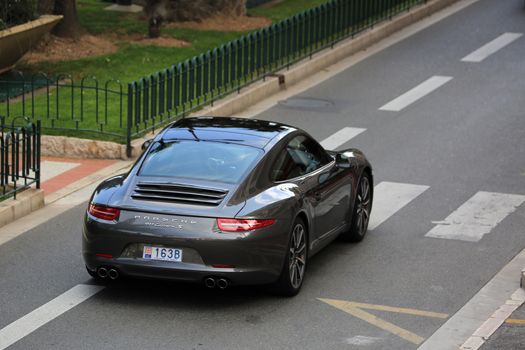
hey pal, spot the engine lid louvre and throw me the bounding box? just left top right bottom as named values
left=131, top=182, right=228, bottom=206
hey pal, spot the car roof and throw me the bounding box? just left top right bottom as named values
left=161, top=116, right=297, bottom=149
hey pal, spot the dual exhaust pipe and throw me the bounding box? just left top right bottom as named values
left=96, top=267, right=228, bottom=288
left=204, top=277, right=230, bottom=290
left=97, top=266, right=119, bottom=280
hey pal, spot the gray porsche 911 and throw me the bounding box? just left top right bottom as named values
left=83, top=116, right=373, bottom=296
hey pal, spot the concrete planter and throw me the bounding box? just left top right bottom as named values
left=0, top=15, right=63, bottom=74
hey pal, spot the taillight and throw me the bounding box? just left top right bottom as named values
left=88, top=204, right=120, bottom=221
left=217, top=218, right=275, bottom=232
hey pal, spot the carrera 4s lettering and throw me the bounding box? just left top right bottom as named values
left=134, top=215, right=197, bottom=229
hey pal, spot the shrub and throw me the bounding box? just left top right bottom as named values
left=0, top=0, right=38, bottom=29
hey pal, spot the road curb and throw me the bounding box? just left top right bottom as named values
left=0, top=189, right=44, bottom=229
left=460, top=289, right=525, bottom=350
left=420, top=240, right=525, bottom=350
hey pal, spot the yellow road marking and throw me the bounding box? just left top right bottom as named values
left=318, top=298, right=449, bottom=346
left=506, top=319, right=525, bottom=325
left=343, top=300, right=448, bottom=319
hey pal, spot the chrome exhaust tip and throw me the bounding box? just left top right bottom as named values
left=217, top=278, right=229, bottom=290
left=204, top=277, right=216, bottom=288
left=108, top=268, right=119, bottom=280
left=97, top=267, right=108, bottom=279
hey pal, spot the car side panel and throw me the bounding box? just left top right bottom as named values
left=310, top=163, right=353, bottom=247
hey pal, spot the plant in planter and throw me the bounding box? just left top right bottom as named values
left=0, top=0, right=62, bottom=74
left=1, top=0, right=39, bottom=29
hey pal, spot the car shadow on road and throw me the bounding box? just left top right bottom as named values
left=89, top=275, right=290, bottom=313
left=87, top=236, right=366, bottom=313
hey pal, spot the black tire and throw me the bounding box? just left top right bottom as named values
left=273, top=218, right=308, bottom=297
left=341, top=172, right=372, bottom=242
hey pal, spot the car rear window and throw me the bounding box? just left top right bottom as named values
left=139, top=140, right=261, bottom=184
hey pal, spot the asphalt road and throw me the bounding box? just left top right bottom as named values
left=1, top=0, right=525, bottom=349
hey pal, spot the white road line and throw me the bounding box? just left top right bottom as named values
left=461, top=32, right=523, bottom=63
left=320, top=127, right=366, bottom=150
left=425, top=191, right=525, bottom=242
left=40, top=160, right=80, bottom=183
left=379, top=76, right=453, bottom=112
left=369, top=182, right=429, bottom=230
left=0, top=284, right=104, bottom=350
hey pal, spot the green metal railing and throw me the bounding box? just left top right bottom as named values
left=0, top=0, right=427, bottom=156
left=0, top=117, right=40, bottom=200
left=0, top=73, right=125, bottom=141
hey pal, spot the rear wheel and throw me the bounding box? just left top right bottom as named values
left=273, top=218, right=308, bottom=297
left=341, top=172, right=372, bottom=242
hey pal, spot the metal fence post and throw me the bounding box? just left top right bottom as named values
left=36, top=120, right=41, bottom=189
left=127, top=83, right=133, bottom=158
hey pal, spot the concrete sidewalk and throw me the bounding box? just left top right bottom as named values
left=0, top=155, right=131, bottom=229
left=40, top=156, right=118, bottom=201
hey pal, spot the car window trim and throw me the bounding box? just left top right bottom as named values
left=273, top=160, right=335, bottom=184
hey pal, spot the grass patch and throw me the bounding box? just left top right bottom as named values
left=18, top=0, right=332, bottom=80
left=77, top=0, right=146, bottom=35
left=20, top=29, right=245, bottom=81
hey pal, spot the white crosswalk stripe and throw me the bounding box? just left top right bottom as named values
left=320, top=127, right=366, bottom=150
left=369, top=182, right=430, bottom=230
left=425, top=191, right=525, bottom=242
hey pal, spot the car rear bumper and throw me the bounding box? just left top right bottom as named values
left=84, top=255, right=280, bottom=285
left=82, top=213, right=290, bottom=286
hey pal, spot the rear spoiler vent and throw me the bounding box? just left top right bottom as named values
left=132, top=182, right=228, bottom=206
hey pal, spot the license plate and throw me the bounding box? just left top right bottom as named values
left=143, top=246, right=183, bottom=262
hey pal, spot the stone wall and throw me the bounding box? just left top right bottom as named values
left=42, top=135, right=127, bottom=159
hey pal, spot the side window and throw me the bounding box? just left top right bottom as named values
left=271, top=135, right=331, bottom=181
left=271, top=147, right=302, bottom=181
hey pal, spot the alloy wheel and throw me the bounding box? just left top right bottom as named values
left=289, top=223, right=306, bottom=289
left=355, top=176, right=371, bottom=236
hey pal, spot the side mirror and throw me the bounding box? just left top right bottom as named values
left=141, top=139, right=153, bottom=151
left=335, top=151, right=354, bottom=169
